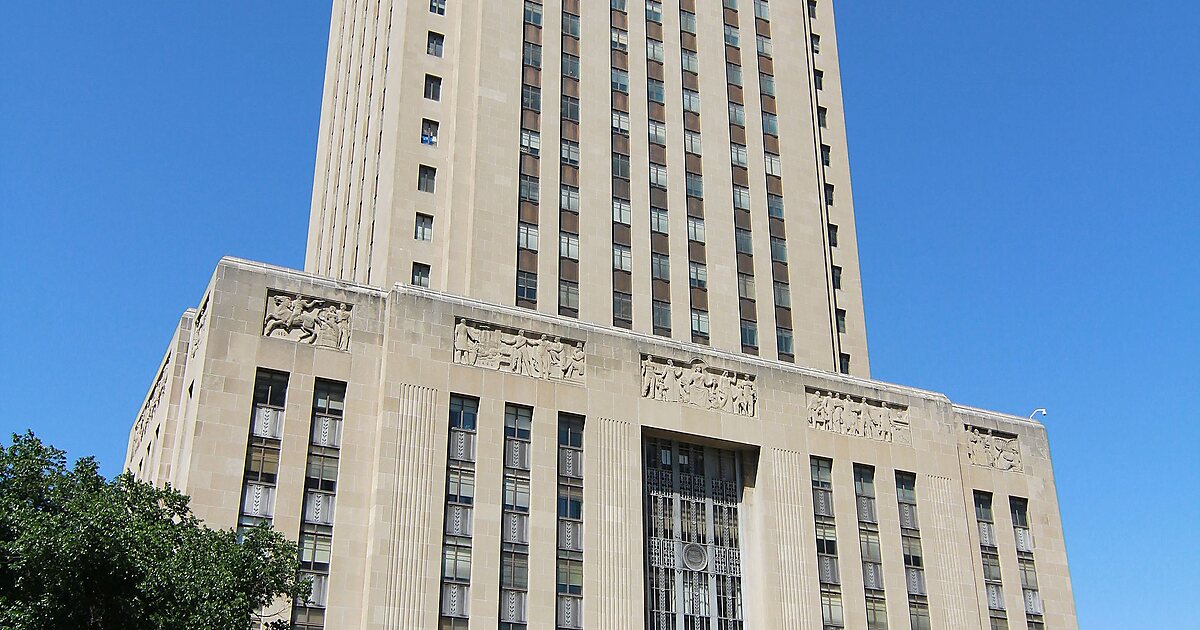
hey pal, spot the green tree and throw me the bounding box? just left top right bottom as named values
left=0, top=432, right=308, bottom=630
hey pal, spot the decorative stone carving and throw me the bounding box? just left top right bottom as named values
left=452, top=318, right=586, bottom=384
left=262, top=290, right=352, bottom=351
left=805, top=388, right=912, bottom=445
left=640, top=356, right=757, bottom=416
left=189, top=296, right=208, bottom=358
left=964, top=426, right=1023, bottom=472
left=133, top=365, right=168, bottom=446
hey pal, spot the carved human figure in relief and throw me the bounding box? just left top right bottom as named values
left=736, top=379, right=756, bottom=416
left=661, top=360, right=681, bottom=402
left=561, top=343, right=585, bottom=380
left=335, top=303, right=352, bottom=350
left=641, top=359, right=660, bottom=398
left=545, top=336, right=566, bottom=378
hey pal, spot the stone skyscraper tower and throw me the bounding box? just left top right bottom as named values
left=128, top=2, right=1077, bottom=629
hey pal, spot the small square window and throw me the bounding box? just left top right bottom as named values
left=523, top=1, right=542, bottom=26
left=414, top=213, right=434, bottom=241
left=681, top=50, right=698, bottom=74
left=429, top=0, right=446, bottom=15
left=777, top=328, right=794, bottom=355
left=423, top=75, right=442, bottom=100
left=811, top=34, right=821, bottom=54
left=728, top=102, right=746, bottom=127
left=646, top=0, right=663, bottom=23
left=839, top=353, right=851, bottom=374
left=417, top=165, right=437, bottom=193
left=562, top=53, right=580, bottom=78
left=523, top=42, right=542, bottom=67
left=562, top=12, right=580, bottom=38
left=731, top=144, right=748, bottom=168
left=612, top=198, right=632, bottom=225
left=520, top=128, right=541, bottom=156
left=760, top=73, right=775, bottom=98
left=682, top=89, right=701, bottom=114
left=560, top=185, right=580, bottom=212
left=765, top=153, right=782, bottom=177
left=427, top=32, right=445, bottom=57
left=559, top=281, right=580, bottom=312
left=421, top=119, right=439, bottom=146
left=767, top=193, right=784, bottom=219
left=735, top=228, right=753, bottom=255
left=613, top=292, right=633, bottom=324
left=649, top=163, right=667, bottom=189
left=684, top=129, right=702, bottom=154
left=741, top=319, right=758, bottom=348
left=688, top=262, right=707, bottom=289
left=613, top=153, right=631, bottom=180
left=522, top=84, right=541, bottom=111
left=762, top=111, right=779, bottom=136
left=648, top=79, right=665, bottom=104
left=724, top=24, right=740, bottom=48
left=411, top=263, right=431, bottom=287
left=611, top=28, right=629, bottom=52
left=685, top=172, right=703, bottom=198
left=562, top=95, right=580, bottom=122
left=733, top=186, right=751, bottom=211
left=612, top=110, right=631, bottom=134
left=687, top=216, right=705, bottom=242
left=726, top=62, right=743, bottom=86
left=561, top=139, right=580, bottom=166
left=646, top=39, right=665, bottom=64
left=612, top=244, right=632, bottom=272
left=737, top=273, right=755, bottom=299
left=652, top=300, right=671, bottom=331
left=756, top=34, right=773, bottom=57
left=770, top=236, right=787, bottom=262
left=651, top=253, right=670, bottom=281
left=690, top=309, right=710, bottom=337
left=680, top=11, right=697, bottom=34
left=611, top=67, right=629, bottom=93
left=651, top=207, right=669, bottom=233
left=774, top=281, right=791, bottom=309
left=559, top=233, right=580, bottom=260
left=516, top=271, right=538, bottom=301
left=648, top=120, right=667, bottom=146
left=519, top=173, right=539, bottom=202
left=517, top=222, right=538, bottom=251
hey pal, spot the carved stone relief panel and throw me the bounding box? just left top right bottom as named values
left=133, top=364, right=168, bottom=445
left=189, top=295, right=208, bottom=358
left=963, top=425, right=1023, bottom=472
left=640, top=355, right=757, bottom=417
left=262, top=290, right=352, bottom=351
left=453, top=318, right=586, bottom=385
left=805, top=388, right=912, bottom=445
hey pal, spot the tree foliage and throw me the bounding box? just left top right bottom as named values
left=0, top=432, right=308, bottom=630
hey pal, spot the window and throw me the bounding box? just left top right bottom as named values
left=520, top=128, right=541, bottom=156
left=645, top=0, right=662, bottom=23
left=773, top=281, right=790, bottom=308
left=735, top=228, right=753, bottom=255
left=516, top=271, right=538, bottom=301
left=612, top=153, right=631, bottom=180
left=728, top=102, right=746, bottom=126
left=821, top=144, right=831, bottom=166
left=561, top=96, right=580, bottom=122
left=820, top=590, right=844, bottom=628
left=423, top=74, right=442, bottom=100
left=723, top=0, right=737, bottom=8
left=737, top=273, right=755, bottom=299
left=652, top=300, right=671, bottom=330
left=503, top=477, right=531, bottom=512
left=765, top=153, right=782, bottom=176
left=561, top=139, right=580, bottom=166
left=504, top=405, right=532, bottom=440
left=298, top=530, right=333, bottom=571
left=767, top=193, right=784, bottom=219
left=733, top=186, right=751, bottom=211
left=760, top=72, right=775, bottom=97
left=681, top=50, right=698, bottom=73
left=832, top=265, right=842, bottom=290
left=684, top=129, right=702, bottom=154
left=517, top=222, right=538, bottom=250
left=612, top=68, right=629, bottom=93
left=649, top=163, right=668, bottom=189
left=646, top=39, right=664, bottom=64
left=429, top=0, right=446, bottom=15
left=522, top=84, right=541, bottom=111
left=523, top=1, right=542, bottom=26
left=770, top=236, right=787, bottom=262
left=754, top=0, right=770, bottom=20
left=648, top=79, right=665, bottom=104
left=839, top=353, right=851, bottom=374
left=611, top=28, right=629, bottom=52
left=448, top=394, right=478, bottom=430
left=814, top=68, right=824, bottom=90
left=680, top=11, right=697, bottom=34
left=740, top=319, right=758, bottom=347
left=648, top=120, right=667, bottom=145
left=518, top=173, right=538, bottom=202
left=811, top=34, right=821, bottom=54
left=724, top=24, right=740, bottom=47
left=828, top=223, right=839, bottom=247
left=686, top=216, right=705, bottom=242
left=808, top=0, right=817, bottom=18
left=560, top=185, right=580, bottom=212
left=557, top=558, right=584, bottom=594
left=818, top=106, right=828, bottom=128
left=613, top=244, right=632, bottom=272
left=690, top=309, right=710, bottom=337
left=245, top=444, right=280, bottom=484
left=825, top=183, right=835, bottom=205
left=612, top=198, right=632, bottom=225
left=415, top=213, right=434, bottom=241
left=685, top=172, right=703, bottom=197
left=613, top=292, right=633, bottom=323
left=411, top=263, right=431, bottom=287
left=501, top=552, right=529, bottom=590
left=562, top=12, right=580, bottom=38
left=777, top=327, right=793, bottom=355
left=611, top=0, right=627, bottom=10
left=418, top=165, right=437, bottom=193
left=427, top=32, right=445, bottom=57
left=558, top=486, right=584, bottom=519
left=688, top=262, right=707, bottom=289
left=522, top=42, right=542, bottom=68
left=730, top=144, right=748, bottom=167
left=442, top=542, right=471, bottom=582
left=836, top=309, right=847, bottom=333
left=559, top=233, right=580, bottom=260
left=651, top=207, right=669, bottom=233
left=682, top=89, right=701, bottom=114
left=756, top=34, right=773, bottom=57
left=421, top=119, right=439, bottom=145
left=562, top=53, right=580, bottom=78
left=612, top=110, right=630, bottom=134
left=559, top=281, right=579, bottom=311
left=762, top=111, right=779, bottom=136
left=865, top=596, right=887, bottom=630
left=910, top=602, right=932, bottom=630
left=651, top=253, right=670, bottom=281
left=726, top=62, right=743, bottom=86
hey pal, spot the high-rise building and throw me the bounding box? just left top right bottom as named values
left=127, top=2, right=1077, bottom=629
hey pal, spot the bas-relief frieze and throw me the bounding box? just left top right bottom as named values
left=453, top=318, right=586, bottom=384
left=132, top=364, right=168, bottom=446
left=964, top=426, right=1023, bottom=472
left=262, top=290, right=352, bottom=351
left=806, top=388, right=912, bottom=445
left=640, top=356, right=757, bottom=417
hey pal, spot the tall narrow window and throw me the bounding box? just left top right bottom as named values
left=418, top=165, right=437, bottom=193
left=422, top=119, right=440, bottom=145
left=557, top=414, right=585, bottom=628
left=414, top=213, right=434, bottom=241
left=499, top=405, right=533, bottom=628
left=439, top=395, right=479, bottom=627
left=1011, top=497, right=1045, bottom=627
left=811, top=456, right=842, bottom=630
left=854, top=464, right=887, bottom=629
left=975, top=491, right=1008, bottom=629
left=427, top=32, right=445, bottom=57
left=896, top=471, right=930, bottom=629
left=424, top=74, right=442, bottom=100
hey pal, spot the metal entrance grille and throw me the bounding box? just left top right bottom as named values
left=644, top=438, right=745, bottom=630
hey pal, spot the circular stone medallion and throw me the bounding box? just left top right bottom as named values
left=682, top=542, right=708, bottom=571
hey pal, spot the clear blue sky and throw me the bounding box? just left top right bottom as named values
left=2, top=2, right=1196, bottom=627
